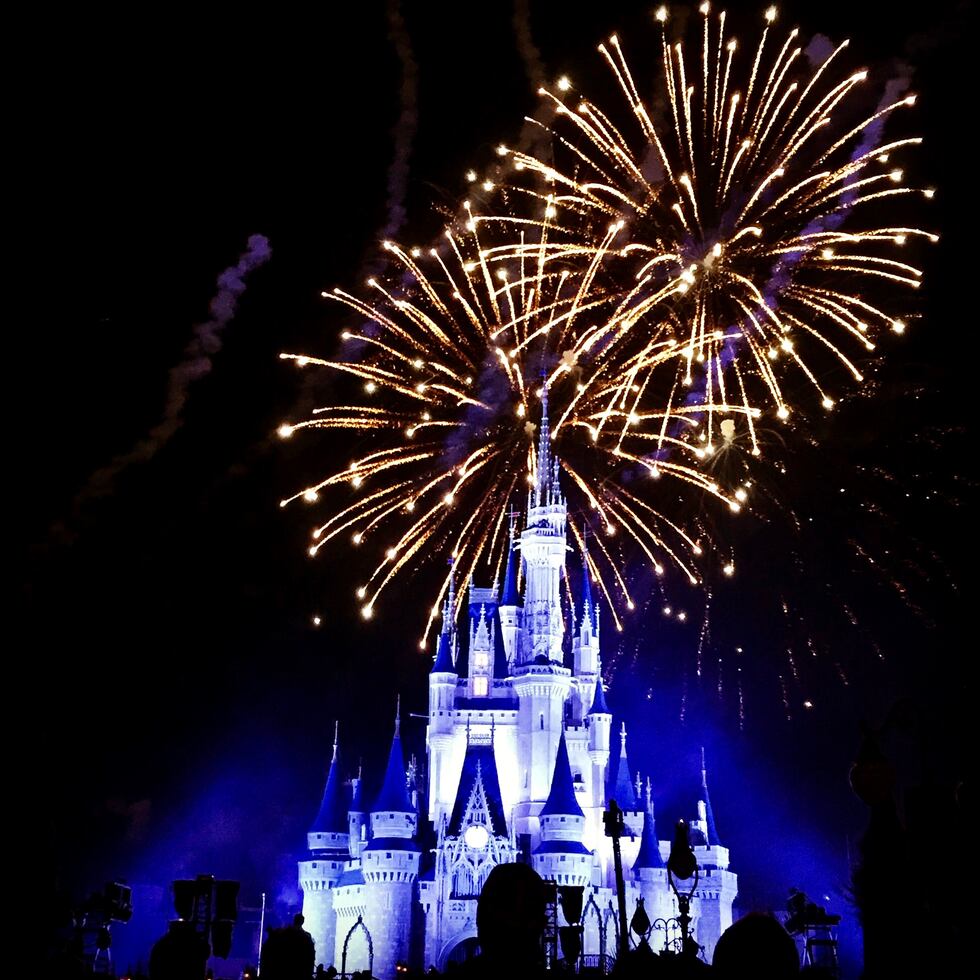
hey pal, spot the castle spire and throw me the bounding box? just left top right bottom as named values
left=588, top=675, right=610, bottom=716
left=540, top=732, right=585, bottom=818
left=700, top=746, right=722, bottom=846
left=535, top=379, right=552, bottom=508
left=580, top=532, right=595, bottom=632
left=309, top=722, right=347, bottom=834
left=373, top=700, right=412, bottom=814
left=500, top=515, right=520, bottom=607
left=443, top=559, right=456, bottom=623
left=609, top=722, right=638, bottom=809
left=633, top=776, right=665, bottom=870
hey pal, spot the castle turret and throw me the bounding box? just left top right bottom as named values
left=363, top=702, right=421, bottom=980
left=468, top=601, right=493, bottom=698
left=299, top=723, right=349, bottom=969
left=699, top=747, right=721, bottom=847
left=428, top=581, right=459, bottom=824
left=498, top=518, right=522, bottom=665
left=532, top=733, right=592, bottom=887
left=586, top=675, right=612, bottom=814
left=632, top=776, right=673, bottom=939
left=607, top=723, right=644, bottom=872
left=689, top=751, right=738, bottom=959
left=572, top=544, right=601, bottom=720
left=348, top=764, right=366, bottom=859
left=519, top=386, right=566, bottom=665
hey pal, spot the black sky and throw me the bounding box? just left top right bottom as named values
left=20, top=0, right=972, bottom=965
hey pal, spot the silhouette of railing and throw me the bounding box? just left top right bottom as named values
left=580, top=952, right=615, bottom=974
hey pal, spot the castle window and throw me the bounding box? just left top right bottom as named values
left=474, top=652, right=488, bottom=669
left=474, top=676, right=489, bottom=697
left=540, top=714, right=544, bottom=730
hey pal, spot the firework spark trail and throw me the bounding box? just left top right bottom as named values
left=280, top=205, right=743, bottom=645
left=282, top=4, right=935, bottom=651
left=65, top=234, right=271, bottom=522
left=497, top=5, right=932, bottom=441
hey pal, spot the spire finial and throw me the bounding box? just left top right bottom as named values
left=442, top=558, right=456, bottom=626
left=332, top=720, right=339, bottom=761
left=535, top=375, right=552, bottom=507
left=620, top=721, right=628, bottom=757
left=580, top=527, right=595, bottom=631
left=701, top=745, right=707, bottom=780
left=635, top=770, right=643, bottom=801
left=645, top=775, right=652, bottom=810
left=395, top=694, right=401, bottom=736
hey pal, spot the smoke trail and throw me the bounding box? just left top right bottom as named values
left=71, top=234, right=271, bottom=508
left=513, top=0, right=546, bottom=93
left=381, top=0, right=419, bottom=241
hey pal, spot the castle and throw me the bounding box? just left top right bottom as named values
left=298, top=393, right=737, bottom=976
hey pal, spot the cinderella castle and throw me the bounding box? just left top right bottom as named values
left=298, top=393, right=737, bottom=976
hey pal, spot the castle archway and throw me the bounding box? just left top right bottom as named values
left=438, top=933, right=480, bottom=970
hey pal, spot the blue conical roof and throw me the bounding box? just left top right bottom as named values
left=588, top=677, right=610, bottom=715
left=701, top=747, right=721, bottom=846
left=501, top=529, right=520, bottom=606
left=580, top=551, right=596, bottom=632
left=540, top=732, right=584, bottom=818
left=492, top=606, right=509, bottom=679
left=432, top=627, right=455, bottom=674
left=447, top=742, right=509, bottom=837
left=373, top=717, right=413, bottom=814
left=608, top=724, right=638, bottom=810
left=350, top=772, right=365, bottom=812
left=633, top=802, right=665, bottom=869
left=310, top=726, right=348, bottom=834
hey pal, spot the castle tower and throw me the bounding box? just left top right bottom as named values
left=298, top=723, right=349, bottom=969
left=348, top=764, right=366, bottom=860
left=607, top=724, right=644, bottom=874
left=362, top=703, right=421, bottom=980
left=586, top=679, right=612, bottom=792
left=497, top=518, right=522, bottom=665
left=632, top=777, right=673, bottom=929
left=572, top=543, right=600, bottom=721
left=519, top=385, right=566, bottom=665
left=690, top=750, right=738, bottom=958
left=428, top=593, right=459, bottom=824
left=510, top=389, right=573, bottom=844
left=468, top=603, right=493, bottom=699
left=532, top=733, right=593, bottom=887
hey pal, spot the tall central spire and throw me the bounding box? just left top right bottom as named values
left=535, top=380, right=552, bottom=507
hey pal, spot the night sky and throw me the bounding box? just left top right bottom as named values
left=23, top=0, right=971, bottom=973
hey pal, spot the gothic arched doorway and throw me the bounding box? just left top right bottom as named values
left=441, top=935, right=480, bottom=969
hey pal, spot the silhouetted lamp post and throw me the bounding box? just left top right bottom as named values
left=667, top=819, right=700, bottom=959
left=603, top=798, right=631, bottom=961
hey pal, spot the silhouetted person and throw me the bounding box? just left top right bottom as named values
left=149, top=921, right=210, bottom=980
left=712, top=913, right=798, bottom=980
left=457, top=862, right=548, bottom=976
left=261, top=915, right=317, bottom=980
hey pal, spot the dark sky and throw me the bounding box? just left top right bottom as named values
left=22, top=0, right=971, bottom=971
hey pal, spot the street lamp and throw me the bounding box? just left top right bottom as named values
left=666, top=819, right=701, bottom=959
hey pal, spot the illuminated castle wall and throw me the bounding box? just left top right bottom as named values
left=298, top=396, right=737, bottom=977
